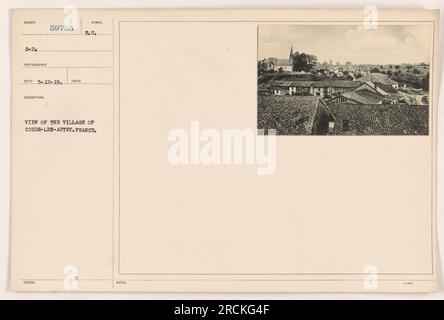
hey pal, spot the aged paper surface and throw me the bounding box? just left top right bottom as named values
left=10, top=9, right=439, bottom=292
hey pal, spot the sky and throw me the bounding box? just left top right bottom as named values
left=258, top=24, right=432, bottom=65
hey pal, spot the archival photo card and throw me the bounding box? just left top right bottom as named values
left=10, top=9, right=438, bottom=293
left=257, top=24, right=432, bottom=135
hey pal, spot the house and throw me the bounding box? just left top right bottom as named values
left=322, top=76, right=402, bottom=105
left=269, top=80, right=313, bottom=96
left=269, top=81, right=293, bottom=95
left=269, top=81, right=289, bottom=95
left=354, top=81, right=389, bottom=96
left=326, top=90, right=384, bottom=105
left=273, top=59, right=293, bottom=72
left=289, top=80, right=314, bottom=95
left=312, top=83, right=324, bottom=97
left=373, top=82, right=398, bottom=94
left=353, top=81, right=400, bottom=104
left=269, top=79, right=362, bottom=97
left=357, top=73, right=399, bottom=90
left=311, top=80, right=361, bottom=98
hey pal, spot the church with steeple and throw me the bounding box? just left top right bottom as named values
left=269, top=45, right=294, bottom=72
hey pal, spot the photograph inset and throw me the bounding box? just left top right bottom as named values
left=257, top=25, right=431, bottom=135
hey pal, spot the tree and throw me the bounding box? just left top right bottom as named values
left=292, top=52, right=318, bottom=72
left=305, top=54, right=317, bottom=66
left=421, top=73, right=429, bottom=91
left=370, top=67, right=380, bottom=73
left=257, top=60, right=265, bottom=73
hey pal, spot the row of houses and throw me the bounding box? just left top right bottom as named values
left=267, top=80, right=360, bottom=97
left=327, top=81, right=397, bottom=105
left=259, top=73, right=401, bottom=105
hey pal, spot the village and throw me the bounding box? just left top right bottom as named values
left=257, top=45, right=430, bottom=135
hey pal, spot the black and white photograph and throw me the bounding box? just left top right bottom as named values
left=257, top=24, right=432, bottom=135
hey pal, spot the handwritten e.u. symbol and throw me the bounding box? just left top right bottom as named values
left=363, top=5, right=378, bottom=31
left=363, top=265, right=378, bottom=290
left=64, top=265, right=79, bottom=290
left=63, top=5, right=78, bottom=30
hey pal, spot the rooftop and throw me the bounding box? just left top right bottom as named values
left=270, top=80, right=361, bottom=88
left=274, top=59, right=292, bottom=67
left=357, top=73, right=398, bottom=86
left=327, top=103, right=428, bottom=135
left=313, top=80, right=361, bottom=88
left=339, top=90, right=385, bottom=104
left=271, top=80, right=313, bottom=88
left=257, top=95, right=321, bottom=135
